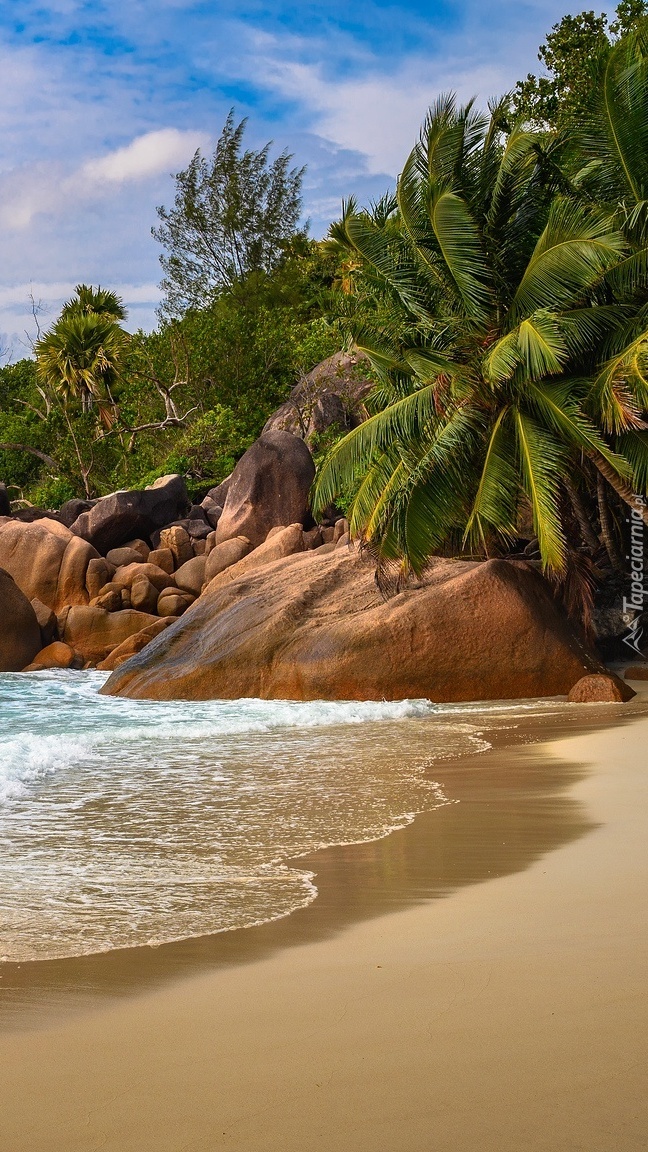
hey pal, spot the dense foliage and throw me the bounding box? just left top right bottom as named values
left=314, top=25, right=648, bottom=587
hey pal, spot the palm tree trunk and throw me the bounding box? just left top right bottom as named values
left=563, top=475, right=599, bottom=551
left=597, top=472, right=624, bottom=570
left=588, top=449, right=648, bottom=526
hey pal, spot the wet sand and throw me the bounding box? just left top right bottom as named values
left=1, top=699, right=647, bottom=1150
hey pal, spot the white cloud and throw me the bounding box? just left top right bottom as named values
left=0, top=128, right=208, bottom=231
left=80, top=128, right=207, bottom=184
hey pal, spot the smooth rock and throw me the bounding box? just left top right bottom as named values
left=23, top=641, right=76, bottom=671
left=568, top=674, right=635, bottom=702
left=0, top=519, right=100, bottom=610
left=157, top=590, right=194, bottom=617
left=112, top=562, right=174, bottom=592
left=69, top=475, right=189, bottom=553
left=203, top=525, right=303, bottom=595
left=103, top=553, right=620, bottom=704
left=130, top=575, right=159, bottom=614
left=90, top=588, right=122, bottom=612
left=0, top=569, right=42, bottom=672
left=625, top=665, right=648, bottom=680
left=174, top=555, right=207, bottom=597
left=96, top=618, right=176, bottom=672
left=85, top=557, right=115, bottom=600
left=58, top=498, right=95, bottom=528
left=106, top=546, right=146, bottom=568
left=215, top=431, right=315, bottom=549
left=204, top=536, right=252, bottom=583
left=31, top=597, right=57, bottom=646
left=200, top=496, right=223, bottom=529
left=123, top=538, right=150, bottom=560
left=62, top=606, right=160, bottom=663
left=148, top=547, right=174, bottom=574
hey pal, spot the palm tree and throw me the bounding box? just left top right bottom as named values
left=35, top=287, right=128, bottom=419
left=314, top=93, right=648, bottom=579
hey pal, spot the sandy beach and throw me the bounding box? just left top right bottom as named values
left=1, top=696, right=647, bottom=1151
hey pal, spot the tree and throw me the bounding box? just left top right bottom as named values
left=35, top=286, right=127, bottom=417
left=511, top=3, right=648, bottom=129
left=153, top=112, right=306, bottom=317
left=314, top=94, right=648, bottom=580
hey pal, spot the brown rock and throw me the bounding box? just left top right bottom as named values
left=123, top=538, right=150, bottom=560
left=193, top=538, right=207, bottom=556
left=86, top=557, right=115, bottom=600
left=320, top=527, right=335, bottom=544
left=96, top=618, right=176, bottom=671
left=215, top=431, right=315, bottom=549
left=130, top=575, right=159, bottom=614
left=112, top=562, right=174, bottom=592
left=120, top=588, right=131, bottom=610
left=568, top=674, right=635, bottom=702
left=23, top=641, right=76, bottom=671
left=103, top=553, right=619, bottom=704
left=148, top=547, right=174, bottom=574
left=69, top=474, right=189, bottom=553
left=174, top=555, right=207, bottom=597
left=205, top=531, right=218, bottom=556
left=158, top=525, right=193, bottom=567
left=106, top=546, right=146, bottom=568
left=157, top=590, right=194, bottom=617
left=204, top=536, right=252, bottom=583
left=31, top=597, right=57, bottom=646
left=333, top=518, right=349, bottom=544
left=0, top=519, right=100, bottom=610
left=0, top=569, right=42, bottom=671
left=200, top=496, right=222, bottom=529
left=62, top=606, right=160, bottom=663
left=625, top=665, right=648, bottom=680
left=303, top=527, right=323, bottom=550
left=203, top=525, right=304, bottom=595
left=91, top=588, right=122, bottom=612
left=335, top=532, right=351, bottom=549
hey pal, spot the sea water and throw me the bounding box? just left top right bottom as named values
left=0, top=671, right=560, bottom=963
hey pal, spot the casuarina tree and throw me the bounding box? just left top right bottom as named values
left=153, top=111, right=306, bottom=317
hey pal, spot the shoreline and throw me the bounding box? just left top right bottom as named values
left=0, top=697, right=642, bottom=1025
left=1, top=694, right=648, bottom=1149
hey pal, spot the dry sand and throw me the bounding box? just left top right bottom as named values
left=1, top=699, right=647, bottom=1151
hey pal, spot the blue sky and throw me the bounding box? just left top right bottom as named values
left=0, top=1, right=614, bottom=350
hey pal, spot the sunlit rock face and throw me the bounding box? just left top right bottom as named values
left=103, top=548, right=618, bottom=704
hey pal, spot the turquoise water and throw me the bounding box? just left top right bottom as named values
left=0, top=671, right=561, bottom=962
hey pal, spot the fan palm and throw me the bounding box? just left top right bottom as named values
left=36, top=310, right=127, bottom=423
left=314, top=93, right=648, bottom=576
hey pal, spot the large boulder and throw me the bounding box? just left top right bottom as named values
left=0, top=519, right=100, bottom=610
left=102, top=550, right=620, bottom=703
left=62, top=606, right=161, bottom=664
left=69, top=474, right=189, bottom=553
left=262, top=350, right=373, bottom=445
left=0, top=569, right=42, bottom=671
left=215, top=432, right=315, bottom=549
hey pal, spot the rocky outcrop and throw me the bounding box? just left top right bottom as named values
left=62, top=605, right=160, bottom=663
left=103, top=550, right=618, bottom=703
left=215, top=432, right=315, bottom=549
left=69, top=474, right=189, bottom=553
left=23, top=641, right=78, bottom=671
left=262, top=350, right=373, bottom=445
left=0, top=569, right=42, bottom=671
left=0, top=519, right=100, bottom=611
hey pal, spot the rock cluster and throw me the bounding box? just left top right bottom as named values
left=0, top=432, right=331, bottom=674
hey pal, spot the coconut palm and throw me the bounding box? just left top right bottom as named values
left=314, top=93, right=648, bottom=577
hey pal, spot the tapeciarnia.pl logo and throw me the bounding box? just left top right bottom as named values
left=622, top=496, right=647, bottom=656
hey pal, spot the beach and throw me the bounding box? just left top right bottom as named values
left=1, top=696, right=647, bottom=1151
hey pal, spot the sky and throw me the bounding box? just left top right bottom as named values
left=0, top=0, right=616, bottom=353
